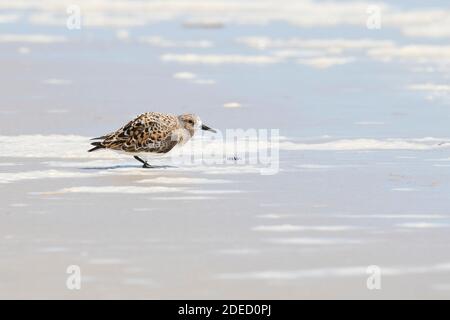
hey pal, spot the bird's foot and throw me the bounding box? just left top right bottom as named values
left=134, top=156, right=153, bottom=168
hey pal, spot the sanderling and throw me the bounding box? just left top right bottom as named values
left=88, top=112, right=216, bottom=168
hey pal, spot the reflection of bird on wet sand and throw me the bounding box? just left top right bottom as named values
left=88, top=112, right=217, bottom=168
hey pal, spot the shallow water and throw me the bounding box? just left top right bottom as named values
left=1, top=0, right=450, bottom=299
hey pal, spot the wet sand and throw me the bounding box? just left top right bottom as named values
left=1, top=137, right=450, bottom=299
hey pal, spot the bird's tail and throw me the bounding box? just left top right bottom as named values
left=88, top=141, right=105, bottom=152
left=90, top=135, right=108, bottom=140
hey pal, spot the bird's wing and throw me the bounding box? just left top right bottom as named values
left=99, top=113, right=180, bottom=153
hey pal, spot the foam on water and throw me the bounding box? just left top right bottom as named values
left=1, top=135, right=448, bottom=160
left=136, top=177, right=230, bottom=184
left=151, top=196, right=216, bottom=201
left=216, top=262, right=450, bottom=280
left=252, top=225, right=356, bottom=232
left=216, top=248, right=261, bottom=255
left=161, top=53, right=281, bottom=65
left=0, top=34, right=67, bottom=43
left=41, top=186, right=183, bottom=194
left=0, top=170, right=97, bottom=184
left=280, top=138, right=450, bottom=151
left=266, top=237, right=361, bottom=245
left=335, top=214, right=447, bottom=219
left=256, top=214, right=294, bottom=219
left=6, top=0, right=449, bottom=41
left=139, top=36, right=213, bottom=48
left=397, top=222, right=449, bottom=229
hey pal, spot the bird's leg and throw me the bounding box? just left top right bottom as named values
left=133, top=156, right=153, bottom=168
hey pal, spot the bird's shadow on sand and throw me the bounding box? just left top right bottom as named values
left=80, top=164, right=177, bottom=170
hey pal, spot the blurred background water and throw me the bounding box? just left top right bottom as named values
left=0, top=0, right=449, bottom=138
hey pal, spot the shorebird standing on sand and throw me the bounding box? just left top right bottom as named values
left=88, top=112, right=217, bottom=168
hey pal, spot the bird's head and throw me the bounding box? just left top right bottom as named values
left=178, top=113, right=217, bottom=136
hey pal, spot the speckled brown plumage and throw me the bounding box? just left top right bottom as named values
left=88, top=112, right=216, bottom=167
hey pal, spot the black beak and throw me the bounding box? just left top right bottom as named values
left=201, top=124, right=217, bottom=133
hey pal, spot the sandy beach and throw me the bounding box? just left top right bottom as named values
left=1, top=0, right=450, bottom=299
